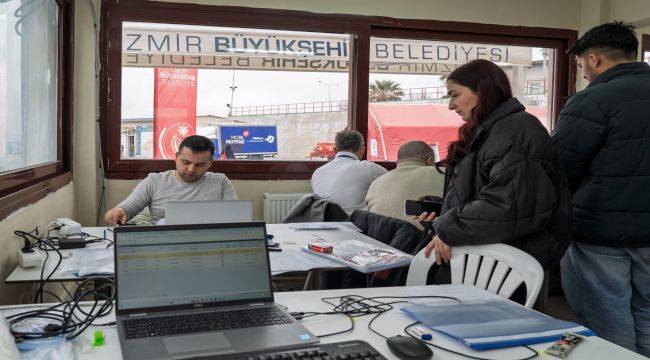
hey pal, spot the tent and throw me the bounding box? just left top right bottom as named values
left=367, top=103, right=549, bottom=161
left=367, top=103, right=464, bottom=161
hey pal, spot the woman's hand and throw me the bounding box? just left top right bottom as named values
left=424, top=235, right=452, bottom=265
left=409, top=211, right=437, bottom=225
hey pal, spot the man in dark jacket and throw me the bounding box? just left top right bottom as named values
left=552, top=22, right=650, bottom=357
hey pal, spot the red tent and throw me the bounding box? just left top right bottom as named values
left=366, top=103, right=549, bottom=161
left=367, top=103, right=464, bottom=161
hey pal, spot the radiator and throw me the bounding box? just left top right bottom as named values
left=263, top=193, right=309, bottom=224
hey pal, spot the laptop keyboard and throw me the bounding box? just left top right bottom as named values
left=122, top=307, right=293, bottom=339
left=205, top=340, right=388, bottom=360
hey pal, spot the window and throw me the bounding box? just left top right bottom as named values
left=100, top=2, right=575, bottom=179
left=0, top=0, right=72, bottom=218
left=366, top=37, right=556, bottom=161
left=120, top=22, right=350, bottom=162
left=641, top=34, right=650, bottom=64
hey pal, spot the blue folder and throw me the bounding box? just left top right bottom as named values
left=402, top=299, right=594, bottom=350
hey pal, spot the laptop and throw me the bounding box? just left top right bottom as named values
left=165, top=200, right=253, bottom=225
left=114, top=222, right=318, bottom=360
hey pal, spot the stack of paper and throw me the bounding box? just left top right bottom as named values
left=76, top=248, right=114, bottom=276
left=402, top=299, right=594, bottom=350
left=302, top=240, right=413, bottom=273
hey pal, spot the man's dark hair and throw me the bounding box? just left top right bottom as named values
left=397, top=141, right=434, bottom=163
left=177, top=135, right=215, bottom=158
left=568, top=21, right=638, bottom=60
left=334, top=130, right=364, bottom=152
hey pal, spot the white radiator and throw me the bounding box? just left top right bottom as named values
left=263, top=193, right=309, bottom=224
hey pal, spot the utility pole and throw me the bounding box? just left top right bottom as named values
left=228, top=70, right=238, bottom=120
left=317, top=80, right=340, bottom=110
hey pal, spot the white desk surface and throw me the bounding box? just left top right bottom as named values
left=0, top=285, right=643, bottom=360
left=5, top=224, right=391, bottom=284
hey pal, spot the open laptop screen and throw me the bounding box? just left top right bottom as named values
left=115, top=223, right=271, bottom=311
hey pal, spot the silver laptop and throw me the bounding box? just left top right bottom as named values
left=165, top=200, right=253, bottom=225
left=114, top=222, right=318, bottom=360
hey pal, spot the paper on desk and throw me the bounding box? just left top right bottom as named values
left=287, top=223, right=341, bottom=230
left=287, top=222, right=362, bottom=232
left=55, top=249, right=88, bottom=275
left=270, top=249, right=341, bottom=275
left=77, top=248, right=114, bottom=276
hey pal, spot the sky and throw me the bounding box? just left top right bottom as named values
left=121, top=68, right=445, bottom=119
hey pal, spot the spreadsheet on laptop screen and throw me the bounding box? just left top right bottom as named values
left=116, top=226, right=271, bottom=310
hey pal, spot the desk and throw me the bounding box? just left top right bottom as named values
left=0, top=285, right=643, bottom=360
left=5, top=224, right=394, bottom=285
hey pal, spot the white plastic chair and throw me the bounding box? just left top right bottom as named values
left=406, top=243, right=544, bottom=308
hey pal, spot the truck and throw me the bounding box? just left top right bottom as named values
left=197, top=124, right=278, bottom=160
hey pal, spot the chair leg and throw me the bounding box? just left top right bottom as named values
left=533, top=270, right=550, bottom=313
left=303, top=270, right=327, bottom=290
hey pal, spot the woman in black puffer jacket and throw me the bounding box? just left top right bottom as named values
left=418, top=59, right=571, bottom=270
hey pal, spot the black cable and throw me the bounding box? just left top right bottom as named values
left=403, top=323, right=539, bottom=360
left=15, top=230, right=63, bottom=303
left=293, top=294, right=461, bottom=338
left=294, top=294, right=539, bottom=360
left=7, top=277, right=116, bottom=342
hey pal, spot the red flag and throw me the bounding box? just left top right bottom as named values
left=153, top=68, right=198, bottom=159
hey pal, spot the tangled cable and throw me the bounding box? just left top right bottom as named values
left=6, top=277, right=115, bottom=342
left=291, top=294, right=539, bottom=360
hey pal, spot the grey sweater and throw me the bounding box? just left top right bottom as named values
left=117, top=170, right=237, bottom=224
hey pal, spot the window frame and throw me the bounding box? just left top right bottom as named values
left=0, top=0, right=74, bottom=220
left=641, top=34, right=650, bottom=62
left=100, top=0, right=576, bottom=180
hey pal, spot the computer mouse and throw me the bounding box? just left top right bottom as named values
left=386, top=335, right=433, bottom=360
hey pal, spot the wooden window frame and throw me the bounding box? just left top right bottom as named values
left=643, top=34, right=650, bottom=62
left=100, top=0, right=576, bottom=180
left=0, top=0, right=74, bottom=220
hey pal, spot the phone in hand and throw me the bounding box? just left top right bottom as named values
left=404, top=199, right=443, bottom=216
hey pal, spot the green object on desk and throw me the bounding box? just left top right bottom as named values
left=93, top=330, right=105, bottom=346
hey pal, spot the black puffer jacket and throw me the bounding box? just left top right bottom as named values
left=433, top=98, right=572, bottom=269
left=552, top=62, right=650, bottom=248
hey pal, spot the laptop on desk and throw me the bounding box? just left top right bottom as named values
left=165, top=200, right=254, bottom=225
left=114, top=222, right=318, bottom=360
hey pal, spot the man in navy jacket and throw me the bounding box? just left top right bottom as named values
left=553, top=22, right=650, bottom=356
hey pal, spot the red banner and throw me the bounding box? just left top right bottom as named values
left=153, top=68, right=198, bottom=159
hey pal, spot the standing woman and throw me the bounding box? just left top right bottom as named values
left=419, top=59, right=571, bottom=270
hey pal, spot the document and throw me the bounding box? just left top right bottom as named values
left=270, top=249, right=341, bottom=275
left=287, top=222, right=363, bottom=232
left=77, top=248, right=115, bottom=276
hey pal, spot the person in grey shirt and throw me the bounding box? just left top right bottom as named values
left=104, top=135, right=237, bottom=225
left=311, top=130, right=387, bottom=214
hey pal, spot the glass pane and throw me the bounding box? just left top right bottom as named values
left=644, top=51, right=650, bottom=65
left=0, top=0, right=58, bottom=174
left=121, top=22, right=351, bottom=160
left=367, top=37, right=554, bottom=162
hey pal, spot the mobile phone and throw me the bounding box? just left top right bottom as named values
left=404, top=199, right=443, bottom=216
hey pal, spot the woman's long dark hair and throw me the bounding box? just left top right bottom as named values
left=443, top=59, right=513, bottom=168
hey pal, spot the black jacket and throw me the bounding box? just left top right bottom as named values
left=350, top=210, right=430, bottom=255
left=552, top=62, right=650, bottom=248
left=433, top=98, right=572, bottom=269
left=347, top=210, right=431, bottom=287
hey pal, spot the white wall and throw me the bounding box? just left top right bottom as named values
left=575, top=0, right=650, bottom=90
left=0, top=184, right=74, bottom=305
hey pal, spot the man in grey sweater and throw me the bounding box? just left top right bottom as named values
left=104, top=135, right=237, bottom=225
